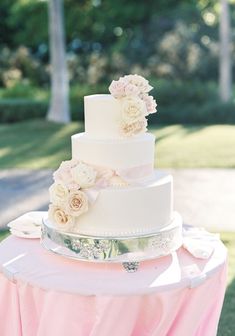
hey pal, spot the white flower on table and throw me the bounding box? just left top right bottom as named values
left=71, top=162, right=97, bottom=188
left=48, top=204, right=74, bottom=231
left=66, top=190, right=89, bottom=217
left=121, top=97, right=147, bottom=123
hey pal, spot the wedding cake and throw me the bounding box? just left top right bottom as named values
left=42, top=74, right=182, bottom=270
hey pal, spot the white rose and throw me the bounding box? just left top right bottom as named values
left=120, top=118, right=147, bottom=137
left=121, top=97, right=147, bottom=123
left=71, top=162, right=97, bottom=188
left=53, top=159, right=79, bottom=185
left=48, top=204, right=73, bottom=230
left=66, top=191, right=89, bottom=217
left=49, top=183, right=69, bottom=205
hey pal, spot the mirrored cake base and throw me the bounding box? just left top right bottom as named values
left=41, top=213, right=182, bottom=272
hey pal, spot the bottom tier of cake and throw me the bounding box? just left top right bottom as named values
left=41, top=212, right=182, bottom=265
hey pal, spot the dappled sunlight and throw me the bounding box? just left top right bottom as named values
left=0, top=120, right=82, bottom=169
left=0, top=148, right=11, bottom=159
left=155, top=124, right=235, bottom=168
left=16, top=157, right=61, bottom=169
left=46, top=122, right=83, bottom=142
left=150, top=125, right=184, bottom=142
left=1, top=121, right=235, bottom=169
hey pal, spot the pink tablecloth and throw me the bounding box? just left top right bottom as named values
left=0, top=235, right=227, bottom=336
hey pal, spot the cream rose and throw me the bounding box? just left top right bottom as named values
left=49, top=183, right=69, bottom=205
left=71, top=162, right=97, bottom=188
left=120, top=118, right=147, bottom=137
left=121, top=97, right=147, bottom=123
left=48, top=204, right=73, bottom=230
left=67, top=190, right=89, bottom=217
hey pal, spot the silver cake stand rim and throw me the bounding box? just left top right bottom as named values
left=41, top=217, right=182, bottom=272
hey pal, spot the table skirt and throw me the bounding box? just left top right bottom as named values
left=0, top=235, right=227, bottom=336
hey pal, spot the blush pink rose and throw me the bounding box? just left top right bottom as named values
left=124, top=74, right=153, bottom=93
left=109, top=79, right=126, bottom=98
left=142, top=94, right=157, bottom=114
left=53, top=167, right=73, bottom=185
left=53, top=159, right=79, bottom=184
left=124, top=83, right=140, bottom=97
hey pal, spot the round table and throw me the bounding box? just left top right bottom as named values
left=0, top=234, right=227, bottom=336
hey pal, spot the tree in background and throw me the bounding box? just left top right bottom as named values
left=219, top=0, right=232, bottom=102
left=47, top=0, right=70, bottom=123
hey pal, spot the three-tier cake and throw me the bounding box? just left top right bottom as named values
left=42, top=74, right=182, bottom=271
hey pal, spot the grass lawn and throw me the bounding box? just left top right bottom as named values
left=0, top=230, right=234, bottom=335
left=0, top=120, right=235, bottom=168
left=0, top=231, right=10, bottom=241
left=217, top=232, right=235, bottom=336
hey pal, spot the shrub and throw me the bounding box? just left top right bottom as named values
left=1, top=80, right=235, bottom=124
left=148, top=79, right=235, bottom=124
left=0, top=99, right=48, bottom=123
left=149, top=101, right=235, bottom=124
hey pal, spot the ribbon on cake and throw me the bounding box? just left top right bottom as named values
left=85, top=163, right=155, bottom=203
left=116, top=163, right=155, bottom=184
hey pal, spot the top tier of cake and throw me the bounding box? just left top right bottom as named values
left=72, top=93, right=156, bottom=177
left=85, top=94, right=132, bottom=140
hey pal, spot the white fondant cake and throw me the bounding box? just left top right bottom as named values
left=84, top=94, right=123, bottom=139
left=45, top=74, right=182, bottom=262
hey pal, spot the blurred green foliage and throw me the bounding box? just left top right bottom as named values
left=0, top=0, right=235, bottom=124
left=1, top=80, right=235, bottom=124
left=0, top=0, right=231, bottom=85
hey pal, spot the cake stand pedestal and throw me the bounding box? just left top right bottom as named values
left=0, top=234, right=227, bottom=336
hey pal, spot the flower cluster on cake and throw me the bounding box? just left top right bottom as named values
left=43, top=73, right=182, bottom=267
left=48, top=159, right=130, bottom=231
left=109, top=74, right=157, bottom=137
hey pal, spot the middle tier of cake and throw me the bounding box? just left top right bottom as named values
left=72, top=132, right=155, bottom=181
